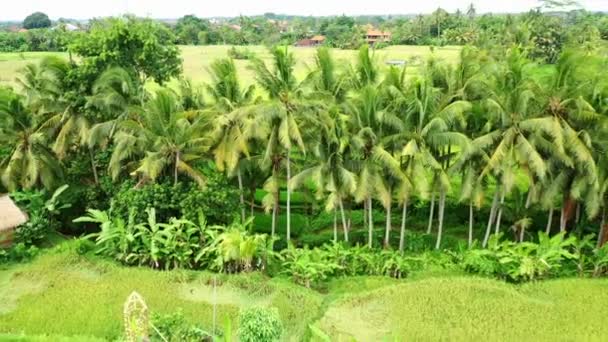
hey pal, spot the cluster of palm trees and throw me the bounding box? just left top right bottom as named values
left=1, top=44, right=607, bottom=251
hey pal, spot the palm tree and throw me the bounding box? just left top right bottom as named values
left=16, top=57, right=90, bottom=164
left=208, top=58, right=257, bottom=221
left=452, top=139, right=487, bottom=247
left=291, top=109, right=356, bottom=241
left=382, top=65, right=426, bottom=251
left=401, top=72, right=472, bottom=249
left=86, top=67, right=147, bottom=184
left=250, top=46, right=306, bottom=241
left=206, top=58, right=255, bottom=111
left=346, top=46, right=405, bottom=248
left=109, top=89, right=213, bottom=186
left=306, top=47, right=348, bottom=104
left=293, top=47, right=354, bottom=241
left=0, top=89, right=62, bottom=191
left=16, top=56, right=67, bottom=114
left=478, top=49, right=556, bottom=246
left=539, top=50, right=602, bottom=232
left=432, top=8, right=449, bottom=37
left=347, top=84, right=404, bottom=248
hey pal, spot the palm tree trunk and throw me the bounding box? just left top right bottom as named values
left=367, top=197, right=373, bottom=248
left=174, top=152, right=180, bottom=186
left=250, top=189, right=255, bottom=218
left=427, top=192, right=436, bottom=234
left=399, top=199, right=408, bottom=253
left=89, top=148, right=99, bottom=185
left=482, top=190, right=500, bottom=248
left=435, top=189, right=446, bottom=250
left=237, top=168, right=246, bottom=222
left=271, top=193, right=278, bottom=238
left=597, top=207, right=606, bottom=248
left=286, top=148, right=291, bottom=242
left=438, top=19, right=441, bottom=37
left=575, top=203, right=581, bottom=225
left=333, top=208, right=338, bottom=243
left=519, top=223, right=525, bottom=242
left=347, top=202, right=352, bottom=232
left=546, top=206, right=554, bottom=235
left=525, top=189, right=533, bottom=209
left=363, top=198, right=368, bottom=229
left=468, top=201, right=474, bottom=248
left=560, top=205, right=566, bottom=232
left=494, top=190, right=505, bottom=235
left=338, top=197, right=349, bottom=242
left=384, top=199, right=392, bottom=248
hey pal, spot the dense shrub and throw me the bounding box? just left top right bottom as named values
left=181, top=172, right=240, bottom=224
left=460, top=232, right=578, bottom=282
left=238, top=307, right=283, bottom=342
left=10, top=185, right=71, bottom=245
left=151, top=310, right=212, bottom=342
left=0, top=243, right=39, bottom=263
left=280, top=243, right=416, bottom=287
left=110, top=174, right=239, bottom=225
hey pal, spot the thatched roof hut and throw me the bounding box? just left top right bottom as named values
left=0, top=195, right=28, bottom=247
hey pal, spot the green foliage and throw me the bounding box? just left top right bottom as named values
left=0, top=29, right=77, bottom=53
left=75, top=208, right=273, bottom=272
left=237, top=307, right=283, bottom=342
left=461, top=232, right=580, bottom=282
left=151, top=310, right=212, bottom=342
left=227, top=47, right=256, bottom=60
left=23, top=12, right=51, bottom=29
left=174, top=15, right=210, bottom=45
left=0, top=243, right=39, bottom=263
left=0, top=243, right=322, bottom=339
left=280, top=243, right=417, bottom=287
left=110, top=176, right=239, bottom=225
left=180, top=172, right=241, bottom=224
left=280, top=246, right=340, bottom=287
left=528, top=16, right=566, bottom=63
left=70, top=16, right=181, bottom=85
left=591, top=243, right=608, bottom=277
left=0, top=87, right=64, bottom=191
left=10, top=185, right=71, bottom=244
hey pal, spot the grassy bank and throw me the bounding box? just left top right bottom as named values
left=0, top=243, right=322, bottom=340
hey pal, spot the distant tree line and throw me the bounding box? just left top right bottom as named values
left=1, top=7, right=608, bottom=63
left=0, top=28, right=80, bottom=52
left=169, top=8, right=607, bottom=62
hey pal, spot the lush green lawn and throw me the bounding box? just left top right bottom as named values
left=1, top=242, right=607, bottom=341
left=0, top=45, right=461, bottom=89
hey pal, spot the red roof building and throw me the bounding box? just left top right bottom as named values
left=366, top=28, right=391, bottom=45
left=295, top=35, right=326, bottom=47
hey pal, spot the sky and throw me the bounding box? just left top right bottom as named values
left=1, top=0, right=607, bottom=21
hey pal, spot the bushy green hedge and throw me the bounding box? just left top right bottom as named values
left=110, top=173, right=239, bottom=225
left=238, top=307, right=283, bottom=342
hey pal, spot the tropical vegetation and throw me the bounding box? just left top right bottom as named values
left=1, top=7, right=608, bottom=340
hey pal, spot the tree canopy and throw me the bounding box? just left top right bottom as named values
left=23, top=12, right=52, bottom=29
left=70, top=16, right=182, bottom=86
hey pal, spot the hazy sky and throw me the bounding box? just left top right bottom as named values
left=1, top=0, right=606, bottom=21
